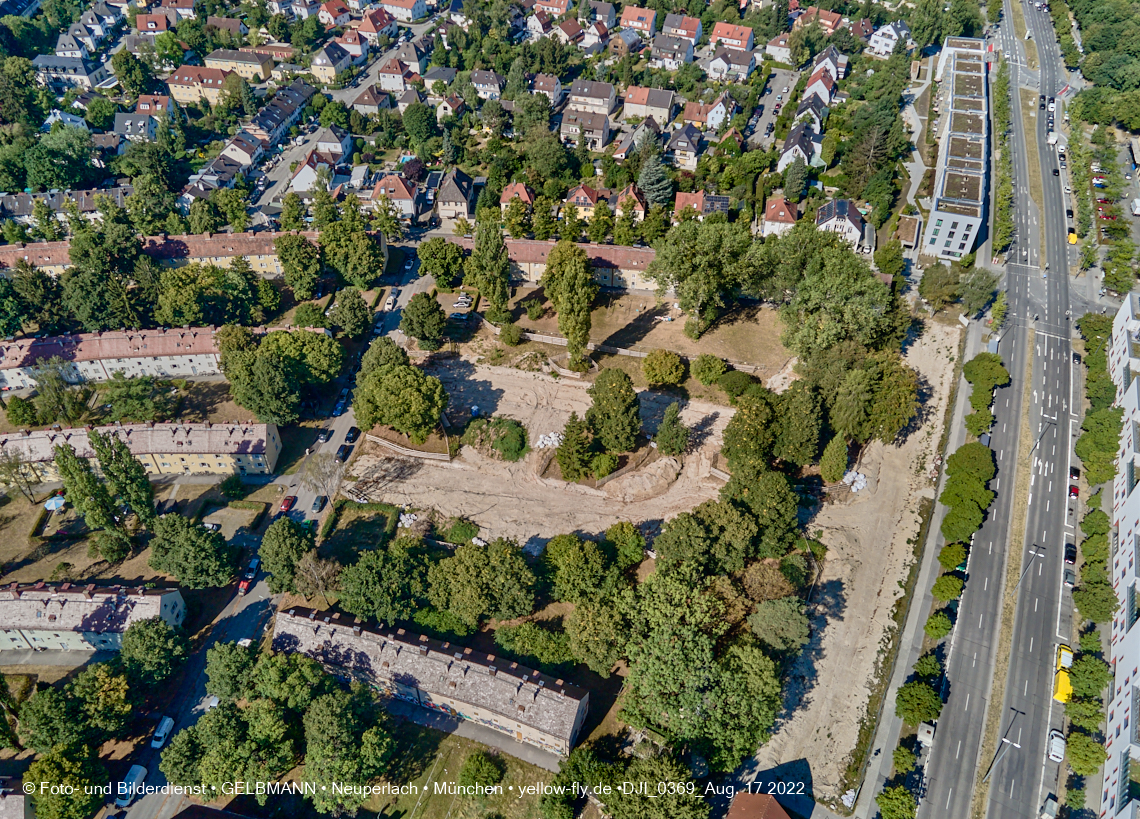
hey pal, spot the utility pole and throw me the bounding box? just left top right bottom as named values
left=982, top=736, right=1022, bottom=783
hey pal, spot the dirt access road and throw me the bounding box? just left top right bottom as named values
left=347, top=362, right=735, bottom=551
left=741, top=320, right=962, bottom=802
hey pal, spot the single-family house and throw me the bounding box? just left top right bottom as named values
left=766, top=33, right=792, bottom=63
left=794, top=6, right=842, bottom=35
left=612, top=117, right=661, bottom=160
left=31, top=56, right=110, bottom=92
left=850, top=18, right=874, bottom=39
left=867, top=20, right=911, bottom=58
left=310, top=42, right=352, bottom=82
left=220, top=131, right=265, bottom=170
left=370, top=174, right=417, bottom=219
left=334, top=30, right=369, bottom=60
left=319, top=0, right=351, bottom=26
left=708, top=47, right=756, bottom=80
left=613, top=184, right=646, bottom=220
left=528, top=10, right=554, bottom=38
left=383, top=0, right=426, bottom=20
left=54, top=32, right=89, bottom=59
left=650, top=34, right=692, bottom=69
left=423, top=65, right=457, bottom=89
left=114, top=113, right=156, bottom=142
left=437, top=94, right=466, bottom=121
left=709, top=21, right=754, bottom=51
left=397, top=88, right=422, bottom=113
left=812, top=44, right=849, bottom=80
left=662, top=13, right=700, bottom=44
left=378, top=58, right=414, bottom=92
left=683, top=93, right=733, bottom=131
left=816, top=198, right=870, bottom=249
left=554, top=19, right=584, bottom=45
left=623, top=87, right=674, bottom=123
left=587, top=0, right=615, bottom=27
left=761, top=196, right=797, bottom=236
left=534, top=0, right=570, bottom=16
left=359, top=7, right=399, bottom=43
left=777, top=120, right=821, bottom=171
left=673, top=190, right=730, bottom=221
left=500, top=182, right=536, bottom=213
left=393, top=41, right=428, bottom=72
left=564, top=183, right=604, bottom=218
left=560, top=110, right=610, bottom=149
left=314, top=125, right=353, bottom=158
left=619, top=5, right=655, bottom=36
left=351, top=84, right=391, bottom=115
left=803, top=66, right=836, bottom=106
left=291, top=0, right=320, bottom=18
left=794, top=94, right=828, bottom=130
left=136, top=94, right=173, bottom=116
left=567, top=79, right=615, bottom=115
left=134, top=12, right=170, bottom=32
left=532, top=74, right=563, bottom=105
left=159, top=0, right=196, bottom=20
left=437, top=168, right=473, bottom=220
left=42, top=109, right=87, bottom=130
left=449, top=0, right=469, bottom=26
left=471, top=69, right=505, bottom=100
left=206, top=16, right=248, bottom=36
left=666, top=123, right=702, bottom=170
left=288, top=150, right=338, bottom=193
left=609, top=28, right=640, bottom=56
left=582, top=21, right=608, bottom=48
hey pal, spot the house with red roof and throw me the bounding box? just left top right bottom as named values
left=318, top=0, right=350, bottom=26
left=564, top=184, right=604, bottom=218
left=619, top=5, right=655, bottom=36
left=794, top=6, right=842, bottom=35
left=370, top=174, right=418, bottom=219
left=359, top=7, right=399, bottom=43
left=614, top=184, right=646, bottom=221
left=383, top=0, right=426, bottom=20
left=803, top=66, right=836, bottom=105
left=761, top=196, right=798, bottom=236
left=709, top=21, right=753, bottom=51
left=500, top=182, right=536, bottom=213
left=673, top=190, right=730, bottom=222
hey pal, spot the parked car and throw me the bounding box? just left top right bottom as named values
left=1070, top=466, right=1081, bottom=480
left=317, top=429, right=330, bottom=443
left=115, top=766, right=148, bottom=808
left=335, top=444, right=352, bottom=463
left=1069, top=484, right=1079, bottom=498
left=333, top=400, right=347, bottom=416
left=1047, top=729, right=1065, bottom=762
left=238, top=558, right=260, bottom=594
left=449, top=312, right=469, bottom=321
left=345, top=426, right=361, bottom=444
left=1063, top=568, right=1076, bottom=588
left=279, top=496, right=297, bottom=513
left=1064, top=543, right=1077, bottom=564
left=151, top=717, right=174, bottom=749
left=312, top=495, right=327, bottom=513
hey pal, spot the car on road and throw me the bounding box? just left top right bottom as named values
left=345, top=426, right=361, bottom=444
left=1069, top=484, right=1079, bottom=498
left=333, top=400, right=347, bottom=416
left=312, top=495, right=327, bottom=513
left=318, top=429, right=330, bottom=443
left=239, top=558, right=260, bottom=594
left=335, top=444, right=352, bottom=463
left=782, top=85, right=789, bottom=94
left=1048, top=99, right=1056, bottom=111
left=1052, top=168, right=1059, bottom=176
left=151, top=716, right=174, bottom=748
left=115, top=765, right=148, bottom=808
left=1047, top=729, right=1065, bottom=762
left=1063, top=568, right=1076, bottom=588
left=1070, top=466, right=1081, bottom=480
left=1064, top=543, right=1077, bottom=564
left=280, top=496, right=297, bottom=513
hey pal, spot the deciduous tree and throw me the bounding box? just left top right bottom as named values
left=149, top=513, right=238, bottom=588
left=427, top=538, right=536, bottom=627
left=259, top=518, right=314, bottom=594
left=399, top=291, right=447, bottom=351
left=120, top=616, right=188, bottom=687
left=352, top=363, right=448, bottom=443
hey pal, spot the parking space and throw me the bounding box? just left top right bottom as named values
left=747, top=68, right=800, bottom=149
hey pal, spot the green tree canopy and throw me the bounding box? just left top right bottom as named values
left=352, top=363, right=448, bottom=443
left=586, top=368, right=641, bottom=453
left=428, top=538, right=536, bottom=627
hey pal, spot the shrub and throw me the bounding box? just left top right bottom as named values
left=591, top=452, right=618, bottom=479
left=642, top=349, right=685, bottom=386
left=500, top=322, right=523, bottom=346
left=931, top=575, right=964, bottom=601
left=691, top=354, right=727, bottom=386
left=445, top=519, right=479, bottom=544
left=220, top=474, right=245, bottom=499
left=459, top=750, right=505, bottom=788
left=523, top=298, right=544, bottom=320
left=717, top=370, right=755, bottom=399
left=491, top=418, right=529, bottom=461
left=924, top=610, right=952, bottom=640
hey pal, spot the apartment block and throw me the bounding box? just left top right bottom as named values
left=920, top=38, right=988, bottom=261
left=447, top=237, right=656, bottom=290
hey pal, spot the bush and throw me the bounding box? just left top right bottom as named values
left=219, top=474, right=245, bottom=499
left=461, top=417, right=529, bottom=462
left=932, top=574, right=964, bottom=601
left=691, top=354, right=727, bottom=386
left=924, top=610, right=952, bottom=640
left=642, top=349, right=685, bottom=386
left=523, top=298, right=544, bottom=320
left=500, top=321, right=523, bottom=346
left=459, top=750, right=505, bottom=788
left=445, top=519, right=479, bottom=544
left=717, top=369, right=755, bottom=399
left=591, top=452, right=618, bottom=479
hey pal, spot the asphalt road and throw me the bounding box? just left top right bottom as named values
left=747, top=68, right=800, bottom=150
left=984, top=2, right=1083, bottom=816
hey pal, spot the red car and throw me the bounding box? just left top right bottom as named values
left=238, top=558, right=260, bottom=594
left=279, top=495, right=297, bottom=513
left=1097, top=198, right=1112, bottom=204
left=1069, top=485, right=1079, bottom=498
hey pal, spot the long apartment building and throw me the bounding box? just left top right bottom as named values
left=273, top=607, right=590, bottom=756
left=0, top=583, right=184, bottom=652
left=446, top=237, right=657, bottom=290
left=0, top=421, right=282, bottom=478
left=1102, top=295, right=1140, bottom=818
left=920, top=37, right=989, bottom=261
left=0, top=326, right=222, bottom=390
left=0, top=230, right=327, bottom=278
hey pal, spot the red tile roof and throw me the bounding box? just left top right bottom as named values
left=674, top=191, right=704, bottom=216
left=371, top=174, right=416, bottom=201
left=500, top=182, right=536, bottom=206
left=710, top=21, right=752, bottom=43
left=764, top=196, right=797, bottom=224
left=726, top=793, right=793, bottom=819
left=167, top=66, right=232, bottom=88
left=1, top=327, right=221, bottom=371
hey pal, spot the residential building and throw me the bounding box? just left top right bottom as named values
left=564, top=183, right=603, bottom=218
left=554, top=19, right=584, bottom=45
left=205, top=15, right=247, bottom=36
left=370, top=174, right=417, bottom=219
left=351, top=84, right=391, bottom=115
left=447, top=236, right=657, bottom=289
left=761, top=196, right=797, bottom=236
left=673, top=190, right=730, bottom=221
left=378, top=58, right=414, bottom=92
left=166, top=66, right=232, bottom=105
left=794, top=6, right=842, bottom=35
left=528, top=10, right=554, bottom=38
left=587, top=0, right=615, bottom=27
left=220, top=131, right=266, bottom=170
left=359, top=7, right=399, bottom=42
left=560, top=110, right=610, bottom=150
left=708, top=47, right=756, bottom=80
left=794, top=94, right=829, bottom=130
left=532, top=73, right=563, bottom=105
left=920, top=38, right=988, bottom=261
left=623, top=86, right=674, bottom=123
left=709, top=21, right=754, bottom=51
left=423, top=65, right=457, bottom=88
left=567, top=79, right=616, bottom=115
left=609, top=28, right=640, bottom=56
left=471, top=69, right=505, bottom=100
left=726, top=794, right=793, bottom=819
left=31, top=56, right=110, bottom=92
left=246, top=80, right=316, bottom=144
left=0, top=187, right=132, bottom=230
left=205, top=49, right=273, bottom=81
left=383, top=0, right=426, bottom=18
left=54, top=32, right=89, bottom=59
left=534, top=0, right=570, bottom=16
left=136, top=94, right=174, bottom=115
left=613, top=184, right=646, bottom=220
left=0, top=585, right=185, bottom=653
left=618, top=5, right=655, bottom=36
left=437, top=168, right=474, bottom=220
left=449, top=0, right=468, bottom=26
left=393, top=41, right=428, bottom=72
left=850, top=17, right=874, bottom=39
left=310, top=42, right=352, bottom=82
left=683, top=93, right=733, bottom=131
left=766, top=33, right=792, bottom=63
left=114, top=113, right=156, bottom=142
left=319, top=0, right=351, bottom=26
left=803, top=67, right=836, bottom=106
left=313, top=125, right=353, bottom=158
left=777, top=120, right=821, bottom=171
left=135, top=12, right=170, bottom=32
left=816, top=198, right=872, bottom=250
left=42, top=109, right=87, bottom=131
left=649, top=34, right=692, bottom=69
left=291, top=0, right=321, bottom=18
left=612, top=117, right=661, bottom=160
left=397, top=88, right=423, bottom=113
left=180, top=155, right=244, bottom=208
left=666, top=123, right=702, bottom=170
left=812, top=44, right=849, bottom=80
left=335, top=30, right=369, bottom=60
left=867, top=20, right=911, bottom=58
left=436, top=94, right=466, bottom=121
left=93, top=133, right=126, bottom=161
left=661, top=13, right=700, bottom=44
left=159, top=0, right=196, bottom=20
left=582, top=21, right=608, bottom=48
left=272, top=607, right=590, bottom=756
left=500, top=182, right=536, bottom=213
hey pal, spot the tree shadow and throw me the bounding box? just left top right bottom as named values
left=426, top=358, right=507, bottom=420
left=594, top=291, right=671, bottom=351
left=892, top=372, right=935, bottom=447
left=176, top=381, right=234, bottom=423
left=728, top=758, right=819, bottom=819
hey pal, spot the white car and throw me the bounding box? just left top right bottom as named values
left=151, top=716, right=174, bottom=748
left=1047, top=729, right=1065, bottom=762
left=115, top=766, right=147, bottom=808
left=384, top=295, right=396, bottom=310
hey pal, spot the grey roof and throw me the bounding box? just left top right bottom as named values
left=313, top=41, right=349, bottom=65
left=0, top=186, right=132, bottom=218
left=613, top=28, right=640, bottom=47
left=816, top=198, right=864, bottom=230
left=668, top=122, right=702, bottom=151
left=796, top=94, right=829, bottom=122
left=711, top=46, right=753, bottom=67
left=782, top=120, right=816, bottom=157
left=114, top=112, right=153, bottom=136
left=569, top=79, right=613, bottom=101
left=438, top=167, right=473, bottom=203
left=422, top=66, right=457, bottom=84
left=561, top=110, right=609, bottom=133
left=273, top=607, right=588, bottom=744
left=470, top=69, right=505, bottom=88
left=0, top=584, right=181, bottom=635
left=248, top=79, right=315, bottom=138
left=393, top=41, right=424, bottom=65
left=652, top=33, right=690, bottom=59
left=31, top=55, right=104, bottom=77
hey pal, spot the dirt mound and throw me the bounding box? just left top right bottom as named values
left=603, top=456, right=682, bottom=502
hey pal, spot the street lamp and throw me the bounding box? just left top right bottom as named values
left=1015, top=546, right=1042, bottom=590
left=982, top=736, right=1022, bottom=783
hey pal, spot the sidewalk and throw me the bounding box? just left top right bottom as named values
left=0, top=649, right=116, bottom=667
left=853, top=320, right=982, bottom=818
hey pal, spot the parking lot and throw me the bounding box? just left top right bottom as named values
left=748, top=68, right=800, bottom=149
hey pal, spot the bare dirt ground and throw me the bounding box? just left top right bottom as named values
left=346, top=362, right=734, bottom=550
left=744, top=320, right=961, bottom=800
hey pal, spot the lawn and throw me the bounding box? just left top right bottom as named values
left=318, top=500, right=399, bottom=565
